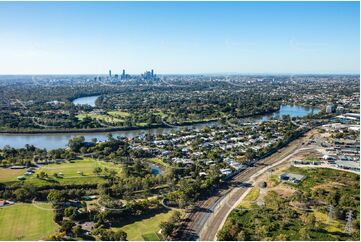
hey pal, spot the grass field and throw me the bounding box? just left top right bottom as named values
left=238, top=187, right=260, bottom=208
left=77, top=110, right=130, bottom=125
left=118, top=210, right=176, bottom=241
left=77, top=113, right=124, bottom=123
left=0, top=168, right=26, bottom=183
left=142, top=232, right=162, bottom=241
left=146, top=157, right=170, bottom=168
left=286, top=166, right=359, bottom=192
left=305, top=155, right=321, bottom=162
left=0, top=203, right=58, bottom=240
left=26, top=158, right=122, bottom=185
left=107, top=110, right=130, bottom=118
left=313, top=210, right=344, bottom=233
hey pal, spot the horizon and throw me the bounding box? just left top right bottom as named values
left=0, top=1, right=359, bottom=74
left=0, top=71, right=359, bottom=76
left=0, top=72, right=360, bottom=76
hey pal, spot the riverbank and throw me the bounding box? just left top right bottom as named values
left=0, top=119, right=219, bottom=135
left=0, top=106, right=284, bottom=134
left=0, top=105, right=320, bottom=150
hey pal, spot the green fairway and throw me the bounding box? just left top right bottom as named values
left=26, top=158, right=122, bottom=185
left=77, top=113, right=125, bottom=124
left=0, top=168, right=26, bottom=183
left=118, top=210, right=177, bottom=241
left=0, top=203, right=58, bottom=240
left=107, top=110, right=130, bottom=118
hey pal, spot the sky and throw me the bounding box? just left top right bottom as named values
left=0, top=1, right=359, bottom=75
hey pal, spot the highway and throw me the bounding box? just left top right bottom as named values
left=175, top=130, right=313, bottom=241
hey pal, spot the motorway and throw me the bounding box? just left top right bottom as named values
left=175, top=130, right=314, bottom=241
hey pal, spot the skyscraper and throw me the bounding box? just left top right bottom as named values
left=109, top=70, right=112, bottom=77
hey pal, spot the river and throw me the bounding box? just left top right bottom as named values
left=0, top=100, right=319, bottom=150
left=72, top=95, right=100, bottom=107
left=254, top=104, right=320, bottom=121
left=0, top=122, right=218, bottom=150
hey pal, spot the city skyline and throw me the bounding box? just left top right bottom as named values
left=0, top=1, right=359, bottom=75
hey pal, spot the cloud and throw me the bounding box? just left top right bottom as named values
left=289, top=38, right=328, bottom=52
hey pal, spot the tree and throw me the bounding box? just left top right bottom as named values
left=60, top=220, right=75, bottom=234
left=276, top=233, right=287, bottom=241
left=170, top=210, right=182, bottom=223
left=95, top=229, right=127, bottom=241
left=305, top=213, right=316, bottom=228
left=217, top=228, right=233, bottom=241
left=14, top=184, right=36, bottom=202
left=114, top=230, right=127, bottom=241
left=37, top=171, right=48, bottom=179
left=64, top=207, right=78, bottom=220
left=14, top=188, right=29, bottom=202
left=47, top=190, right=64, bottom=205
left=68, top=136, right=85, bottom=152
left=93, top=166, right=102, bottom=175
left=299, top=227, right=310, bottom=240
left=236, top=231, right=246, bottom=241
left=72, top=225, right=82, bottom=237
left=245, top=148, right=256, bottom=160
left=160, top=221, right=174, bottom=237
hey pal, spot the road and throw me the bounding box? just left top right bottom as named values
left=175, top=130, right=314, bottom=241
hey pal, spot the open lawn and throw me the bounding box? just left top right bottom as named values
left=77, top=113, right=124, bottom=124
left=305, top=155, right=321, bottom=162
left=26, top=158, right=122, bottom=185
left=147, top=157, right=170, bottom=168
left=0, top=168, right=26, bottom=183
left=117, top=209, right=177, bottom=241
left=107, top=110, right=130, bottom=118
left=0, top=203, right=58, bottom=240
left=142, top=232, right=162, bottom=241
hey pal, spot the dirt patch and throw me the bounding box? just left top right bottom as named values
left=292, top=150, right=322, bottom=161
left=270, top=183, right=297, bottom=198
left=311, top=182, right=346, bottom=192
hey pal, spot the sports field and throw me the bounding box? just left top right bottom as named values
left=0, top=168, right=25, bottom=183
left=118, top=209, right=177, bottom=241
left=0, top=203, right=58, bottom=240
left=26, top=158, right=122, bottom=185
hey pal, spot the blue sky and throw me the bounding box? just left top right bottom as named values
left=0, top=1, right=359, bottom=74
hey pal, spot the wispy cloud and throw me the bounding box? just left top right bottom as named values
left=289, top=38, right=328, bottom=52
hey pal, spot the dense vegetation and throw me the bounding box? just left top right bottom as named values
left=0, top=75, right=358, bottom=131
left=218, top=167, right=360, bottom=241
